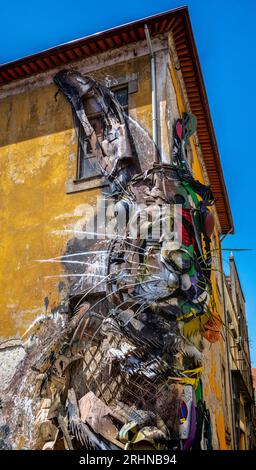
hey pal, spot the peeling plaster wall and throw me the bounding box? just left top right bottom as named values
left=0, top=40, right=231, bottom=448
left=0, top=340, right=26, bottom=392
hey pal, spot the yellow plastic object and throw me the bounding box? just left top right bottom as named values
left=169, top=367, right=202, bottom=389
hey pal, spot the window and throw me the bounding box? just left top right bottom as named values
left=113, top=86, right=128, bottom=111
left=77, top=85, right=128, bottom=181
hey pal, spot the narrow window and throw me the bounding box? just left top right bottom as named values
left=77, top=85, right=128, bottom=181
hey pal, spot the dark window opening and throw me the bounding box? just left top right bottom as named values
left=77, top=85, right=129, bottom=181
left=114, top=86, right=128, bottom=111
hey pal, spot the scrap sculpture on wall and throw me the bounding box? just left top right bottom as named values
left=52, top=70, right=216, bottom=450
left=2, top=70, right=217, bottom=450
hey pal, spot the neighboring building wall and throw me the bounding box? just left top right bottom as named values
left=252, top=367, right=256, bottom=445
left=225, top=255, right=255, bottom=449
left=252, top=368, right=256, bottom=402
left=0, top=32, right=234, bottom=448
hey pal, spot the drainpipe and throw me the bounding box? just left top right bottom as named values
left=220, top=229, right=237, bottom=449
left=144, top=24, right=159, bottom=163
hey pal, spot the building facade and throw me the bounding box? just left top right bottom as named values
left=0, top=7, right=253, bottom=450
left=225, top=254, right=255, bottom=449
left=252, top=368, right=256, bottom=403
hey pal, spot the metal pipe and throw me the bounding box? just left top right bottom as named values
left=144, top=24, right=158, bottom=162
left=220, top=228, right=237, bottom=449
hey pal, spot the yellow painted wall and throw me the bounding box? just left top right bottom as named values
left=0, top=56, right=152, bottom=339
left=0, top=85, right=94, bottom=337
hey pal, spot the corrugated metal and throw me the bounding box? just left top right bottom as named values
left=0, top=7, right=233, bottom=234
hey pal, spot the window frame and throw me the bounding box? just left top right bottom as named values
left=76, top=83, right=129, bottom=182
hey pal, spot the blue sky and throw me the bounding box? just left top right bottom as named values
left=1, top=0, right=256, bottom=365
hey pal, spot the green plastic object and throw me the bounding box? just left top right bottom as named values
left=195, top=379, right=203, bottom=402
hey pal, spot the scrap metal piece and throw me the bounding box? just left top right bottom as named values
left=54, top=70, right=135, bottom=189
left=66, top=389, right=120, bottom=450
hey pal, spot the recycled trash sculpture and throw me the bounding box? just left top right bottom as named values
left=53, top=70, right=215, bottom=449
left=1, top=70, right=216, bottom=450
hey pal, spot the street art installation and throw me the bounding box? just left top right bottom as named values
left=1, top=70, right=218, bottom=450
